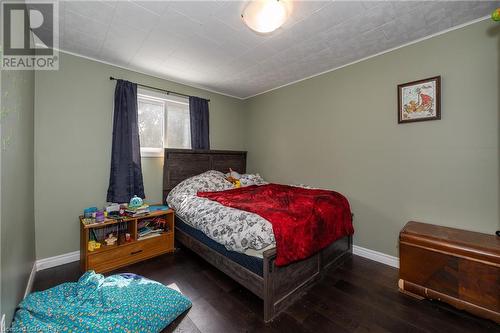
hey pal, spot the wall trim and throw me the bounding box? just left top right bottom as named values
left=243, top=15, right=490, bottom=99
left=51, top=15, right=489, bottom=101
left=36, top=251, right=80, bottom=271
left=23, top=263, right=37, bottom=299
left=353, top=245, right=399, bottom=268
left=36, top=246, right=400, bottom=271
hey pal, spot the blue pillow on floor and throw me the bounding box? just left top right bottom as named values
left=11, top=271, right=192, bottom=332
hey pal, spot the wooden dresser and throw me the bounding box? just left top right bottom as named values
left=399, top=221, right=500, bottom=323
left=80, top=210, right=175, bottom=273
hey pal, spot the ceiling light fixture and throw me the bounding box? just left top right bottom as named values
left=241, top=0, right=289, bottom=34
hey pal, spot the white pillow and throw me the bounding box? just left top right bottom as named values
left=167, top=170, right=233, bottom=209
left=239, top=173, right=267, bottom=187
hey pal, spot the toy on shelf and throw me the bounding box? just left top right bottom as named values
left=83, top=207, right=98, bottom=218
left=88, top=240, right=101, bottom=252
left=104, top=233, right=118, bottom=246
left=119, top=204, right=126, bottom=216
left=81, top=217, right=94, bottom=225
left=129, top=195, right=144, bottom=208
left=105, top=203, right=121, bottom=214
left=95, top=210, right=105, bottom=223
left=82, top=207, right=99, bottom=224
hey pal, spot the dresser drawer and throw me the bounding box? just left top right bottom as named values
left=88, top=233, right=173, bottom=273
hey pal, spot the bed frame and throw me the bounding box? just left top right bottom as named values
left=163, top=148, right=353, bottom=322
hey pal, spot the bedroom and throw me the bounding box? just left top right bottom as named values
left=1, top=0, right=499, bottom=332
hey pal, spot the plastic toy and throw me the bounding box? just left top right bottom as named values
left=129, top=195, right=143, bottom=208
left=492, top=8, right=500, bottom=21
left=87, top=240, right=101, bottom=252
left=83, top=207, right=98, bottom=218
left=95, top=210, right=105, bottom=223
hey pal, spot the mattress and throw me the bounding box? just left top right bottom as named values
left=167, top=171, right=276, bottom=256
left=176, top=217, right=264, bottom=277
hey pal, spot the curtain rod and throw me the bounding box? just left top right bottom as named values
left=109, top=77, right=210, bottom=102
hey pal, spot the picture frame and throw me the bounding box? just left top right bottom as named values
left=398, top=76, right=441, bottom=124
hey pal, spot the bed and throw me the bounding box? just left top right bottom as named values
left=163, top=148, right=353, bottom=322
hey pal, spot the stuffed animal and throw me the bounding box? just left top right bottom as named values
left=104, top=233, right=118, bottom=246
left=226, top=168, right=242, bottom=188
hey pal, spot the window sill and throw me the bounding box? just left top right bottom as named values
left=141, top=155, right=164, bottom=159
left=140, top=148, right=163, bottom=158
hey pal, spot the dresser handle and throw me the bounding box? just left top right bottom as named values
left=130, top=250, right=143, bottom=255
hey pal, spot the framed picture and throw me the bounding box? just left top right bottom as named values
left=398, top=76, right=441, bottom=123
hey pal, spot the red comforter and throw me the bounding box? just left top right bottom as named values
left=198, top=184, right=354, bottom=266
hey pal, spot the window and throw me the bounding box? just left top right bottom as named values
left=137, top=88, right=191, bottom=157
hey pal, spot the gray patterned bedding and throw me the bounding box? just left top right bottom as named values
left=166, top=171, right=275, bottom=258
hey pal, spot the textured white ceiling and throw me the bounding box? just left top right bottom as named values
left=56, top=1, right=500, bottom=99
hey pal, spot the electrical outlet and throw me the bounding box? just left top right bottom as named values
left=1, top=314, right=5, bottom=333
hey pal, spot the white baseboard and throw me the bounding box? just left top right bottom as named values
left=23, top=262, right=37, bottom=299
left=353, top=245, right=399, bottom=268
left=34, top=246, right=399, bottom=272
left=36, top=250, right=80, bottom=271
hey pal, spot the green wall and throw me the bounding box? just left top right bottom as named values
left=245, top=20, right=499, bottom=257
left=34, top=53, right=247, bottom=259
left=34, top=20, right=499, bottom=262
left=1, top=68, right=36, bottom=324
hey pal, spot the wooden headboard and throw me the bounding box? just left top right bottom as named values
left=162, top=149, right=247, bottom=202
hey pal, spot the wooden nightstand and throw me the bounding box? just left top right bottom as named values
left=80, top=209, right=175, bottom=273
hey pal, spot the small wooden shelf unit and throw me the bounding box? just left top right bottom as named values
left=80, top=210, right=175, bottom=273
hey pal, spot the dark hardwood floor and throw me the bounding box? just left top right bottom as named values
left=32, top=249, right=499, bottom=333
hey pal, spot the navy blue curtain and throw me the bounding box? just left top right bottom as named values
left=107, top=80, right=145, bottom=203
left=189, top=96, right=210, bottom=149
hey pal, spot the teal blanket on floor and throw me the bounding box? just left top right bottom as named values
left=11, top=271, right=192, bottom=332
